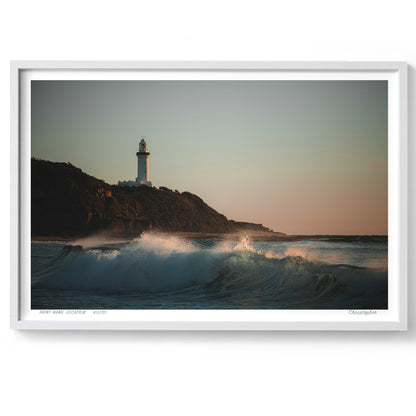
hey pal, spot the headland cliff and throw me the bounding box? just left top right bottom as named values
left=31, top=159, right=285, bottom=239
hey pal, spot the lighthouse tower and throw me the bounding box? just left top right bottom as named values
left=135, top=138, right=152, bottom=186
left=117, top=137, right=152, bottom=187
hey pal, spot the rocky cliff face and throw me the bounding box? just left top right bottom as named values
left=31, top=159, right=276, bottom=238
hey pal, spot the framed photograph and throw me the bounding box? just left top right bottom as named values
left=10, top=61, right=407, bottom=330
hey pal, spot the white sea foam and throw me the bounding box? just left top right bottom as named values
left=132, top=233, right=195, bottom=254
left=32, top=233, right=388, bottom=309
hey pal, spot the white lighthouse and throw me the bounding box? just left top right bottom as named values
left=118, top=137, right=152, bottom=187
left=136, top=138, right=151, bottom=185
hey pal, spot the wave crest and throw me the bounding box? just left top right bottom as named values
left=32, top=233, right=388, bottom=309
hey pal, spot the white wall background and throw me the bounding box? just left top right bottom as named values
left=1, top=1, right=415, bottom=415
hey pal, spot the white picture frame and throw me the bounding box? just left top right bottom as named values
left=10, top=61, right=408, bottom=330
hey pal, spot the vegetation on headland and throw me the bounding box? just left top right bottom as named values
left=31, top=159, right=283, bottom=239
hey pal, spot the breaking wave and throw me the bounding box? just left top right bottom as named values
left=31, top=233, right=388, bottom=309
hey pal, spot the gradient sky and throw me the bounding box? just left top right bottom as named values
left=31, top=80, right=387, bottom=235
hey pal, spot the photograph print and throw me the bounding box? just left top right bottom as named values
left=31, top=79, right=388, bottom=310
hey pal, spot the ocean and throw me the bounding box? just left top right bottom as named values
left=31, top=233, right=388, bottom=310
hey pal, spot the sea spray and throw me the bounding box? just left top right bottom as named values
left=32, top=233, right=388, bottom=309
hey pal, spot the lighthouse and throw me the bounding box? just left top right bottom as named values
left=118, top=137, right=152, bottom=187
left=136, top=138, right=152, bottom=185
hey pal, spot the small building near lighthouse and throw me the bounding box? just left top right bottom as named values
left=118, top=137, right=152, bottom=187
